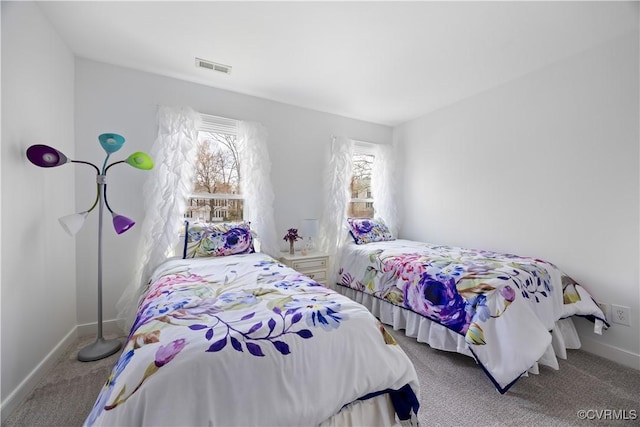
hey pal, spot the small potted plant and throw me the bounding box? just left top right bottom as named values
left=283, top=228, right=302, bottom=255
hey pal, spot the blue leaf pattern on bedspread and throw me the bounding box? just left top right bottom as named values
left=90, top=258, right=349, bottom=420
left=86, top=253, right=421, bottom=427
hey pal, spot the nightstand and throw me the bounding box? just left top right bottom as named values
left=279, top=252, right=329, bottom=285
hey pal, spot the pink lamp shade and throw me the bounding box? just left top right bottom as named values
left=26, top=145, right=70, bottom=168
left=58, top=212, right=89, bottom=236
left=112, top=213, right=135, bottom=234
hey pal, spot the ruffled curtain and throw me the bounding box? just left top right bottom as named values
left=116, top=106, right=201, bottom=331
left=237, top=121, right=279, bottom=259
left=318, top=136, right=354, bottom=285
left=371, top=142, right=399, bottom=236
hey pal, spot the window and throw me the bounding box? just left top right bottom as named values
left=184, top=115, right=243, bottom=224
left=348, top=145, right=375, bottom=218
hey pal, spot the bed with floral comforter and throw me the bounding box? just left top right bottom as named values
left=85, top=253, right=420, bottom=426
left=337, top=239, right=608, bottom=394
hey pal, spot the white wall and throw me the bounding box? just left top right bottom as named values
left=2, top=6, right=636, bottom=420
left=74, top=59, right=392, bottom=326
left=394, top=33, right=639, bottom=368
left=1, top=1, right=76, bottom=416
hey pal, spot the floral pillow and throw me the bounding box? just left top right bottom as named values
left=183, top=221, right=255, bottom=258
left=347, top=218, right=395, bottom=245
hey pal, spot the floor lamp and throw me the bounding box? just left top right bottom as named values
left=26, top=133, right=153, bottom=362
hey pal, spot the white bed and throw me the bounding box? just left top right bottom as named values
left=85, top=252, right=420, bottom=426
left=335, top=237, right=608, bottom=393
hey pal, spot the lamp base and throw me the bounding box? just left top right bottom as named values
left=78, top=337, right=122, bottom=362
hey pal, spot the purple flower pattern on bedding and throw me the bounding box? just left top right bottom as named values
left=184, top=222, right=255, bottom=258
left=406, top=272, right=469, bottom=334
left=88, top=257, right=350, bottom=422
left=347, top=217, right=396, bottom=244
left=341, top=244, right=554, bottom=346
left=338, top=239, right=608, bottom=394
left=353, top=219, right=373, bottom=234
left=155, top=339, right=187, bottom=367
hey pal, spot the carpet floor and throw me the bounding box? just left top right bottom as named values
left=3, top=329, right=639, bottom=426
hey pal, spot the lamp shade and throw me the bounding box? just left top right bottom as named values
left=98, top=133, right=125, bottom=154
left=301, top=219, right=319, bottom=238
left=112, top=213, right=135, bottom=234
left=26, top=144, right=70, bottom=168
left=125, top=152, right=154, bottom=170
left=58, top=212, right=89, bottom=236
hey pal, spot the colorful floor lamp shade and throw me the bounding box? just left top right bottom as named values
left=26, top=133, right=153, bottom=362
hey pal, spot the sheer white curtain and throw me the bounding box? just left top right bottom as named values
left=116, top=106, right=201, bottom=331
left=371, top=142, right=399, bottom=236
left=318, top=136, right=354, bottom=285
left=237, top=121, right=279, bottom=259
left=318, top=137, right=399, bottom=287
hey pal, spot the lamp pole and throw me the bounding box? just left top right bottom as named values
left=26, top=135, right=153, bottom=362
left=78, top=174, right=122, bottom=361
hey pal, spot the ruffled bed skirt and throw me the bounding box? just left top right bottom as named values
left=335, top=285, right=582, bottom=376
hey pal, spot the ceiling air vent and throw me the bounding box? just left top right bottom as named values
left=196, top=58, right=232, bottom=74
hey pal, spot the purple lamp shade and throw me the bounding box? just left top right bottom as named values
left=26, top=145, right=70, bottom=168
left=112, top=213, right=135, bottom=234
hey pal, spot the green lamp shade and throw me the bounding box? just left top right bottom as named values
left=125, top=152, right=154, bottom=170
left=98, top=133, right=125, bottom=154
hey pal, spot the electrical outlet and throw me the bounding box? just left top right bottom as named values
left=596, top=301, right=610, bottom=322
left=611, top=304, right=631, bottom=326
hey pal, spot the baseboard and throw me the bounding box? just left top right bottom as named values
left=579, top=335, right=640, bottom=370
left=1, top=319, right=126, bottom=423
left=77, top=318, right=126, bottom=338
left=0, top=326, right=78, bottom=423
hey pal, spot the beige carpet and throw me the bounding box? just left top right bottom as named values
left=390, top=329, right=639, bottom=426
left=2, top=333, right=125, bottom=427
left=3, top=329, right=639, bottom=427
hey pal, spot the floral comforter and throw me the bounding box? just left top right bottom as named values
left=86, top=253, right=419, bottom=426
left=338, top=240, right=608, bottom=393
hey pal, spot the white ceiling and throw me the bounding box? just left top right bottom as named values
left=37, top=1, right=638, bottom=126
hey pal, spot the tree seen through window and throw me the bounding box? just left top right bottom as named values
left=185, top=131, right=244, bottom=223
left=349, top=152, right=374, bottom=218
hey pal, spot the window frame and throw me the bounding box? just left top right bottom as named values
left=184, top=114, right=243, bottom=224
left=349, top=141, right=376, bottom=218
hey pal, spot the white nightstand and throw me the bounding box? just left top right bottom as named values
left=279, top=252, right=329, bottom=285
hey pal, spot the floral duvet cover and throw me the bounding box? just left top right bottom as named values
left=86, top=253, right=419, bottom=426
left=338, top=240, right=608, bottom=393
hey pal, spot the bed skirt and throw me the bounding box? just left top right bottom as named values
left=335, top=285, right=583, bottom=376
left=321, top=394, right=401, bottom=427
